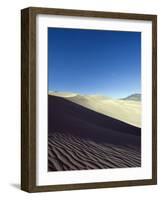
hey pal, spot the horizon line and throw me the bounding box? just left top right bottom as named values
left=48, top=90, right=141, bottom=99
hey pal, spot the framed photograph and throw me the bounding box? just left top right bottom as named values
left=21, top=7, right=157, bottom=192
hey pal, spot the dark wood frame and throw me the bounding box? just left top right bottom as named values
left=21, top=7, right=157, bottom=193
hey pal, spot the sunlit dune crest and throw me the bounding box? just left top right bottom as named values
left=49, top=91, right=141, bottom=128
left=49, top=91, right=78, bottom=98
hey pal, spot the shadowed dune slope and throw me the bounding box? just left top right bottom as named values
left=49, top=92, right=141, bottom=127
left=67, top=95, right=141, bottom=128
left=48, top=95, right=141, bottom=146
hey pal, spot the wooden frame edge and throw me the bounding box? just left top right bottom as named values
left=27, top=179, right=156, bottom=193
left=27, top=7, right=156, bottom=20
left=21, top=8, right=30, bottom=192
left=21, top=7, right=37, bottom=192
left=152, top=15, right=157, bottom=185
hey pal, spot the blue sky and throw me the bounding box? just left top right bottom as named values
left=48, top=28, right=141, bottom=98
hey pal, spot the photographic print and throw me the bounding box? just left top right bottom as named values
left=48, top=28, right=141, bottom=171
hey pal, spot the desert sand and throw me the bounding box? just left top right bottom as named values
left=48, top=94, right=141, bottom=171
left=49, top=92, right=141, bottom=127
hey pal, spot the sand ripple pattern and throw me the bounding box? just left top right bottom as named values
left=48, top=132, right=141, bottom=171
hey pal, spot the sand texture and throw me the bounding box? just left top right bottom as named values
left=48, top=95, right=141, bottom=171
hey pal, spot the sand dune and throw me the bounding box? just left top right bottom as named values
left=48, top=95, right=141, bottom=171
left=49, top=92, right=141, bottom=127
left=48, top=132, right=141, bottom=171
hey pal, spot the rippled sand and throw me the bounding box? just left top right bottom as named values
left=48, top=132, right=141, bottom=171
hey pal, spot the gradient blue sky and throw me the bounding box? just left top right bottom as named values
left=48, top=28, right=141, bottom=98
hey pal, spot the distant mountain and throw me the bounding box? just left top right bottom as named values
left=122, top=93, right=141, bottom=101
